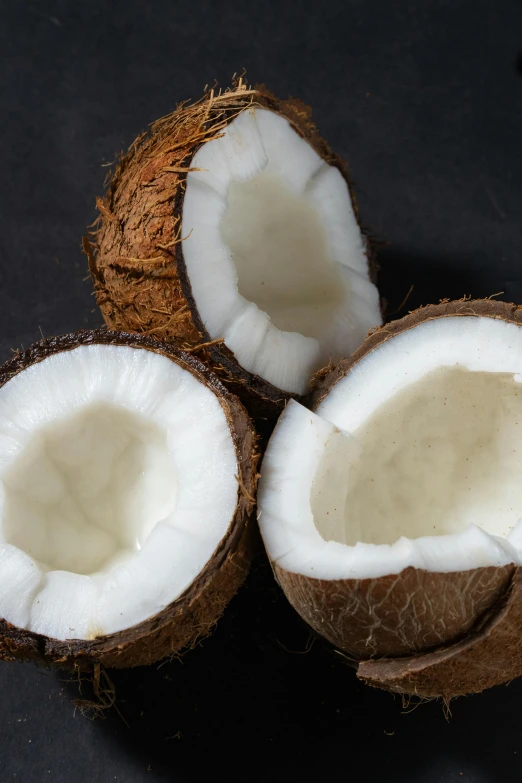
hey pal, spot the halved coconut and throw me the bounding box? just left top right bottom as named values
left=258, top=299, right=522, bottom=698
left=0, top=330, right=257, bottom=669
left=88, top=79, right=381, bottom=423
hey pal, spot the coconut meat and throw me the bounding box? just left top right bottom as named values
left=0, top=345, right=238, bottom=640
left=182, top=107, right=381, bottom=395
left=258, top=316, right=522, bottom=580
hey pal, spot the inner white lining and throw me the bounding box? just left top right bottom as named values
left=182, top=107, right=381, bottom=395
left=257, top=316, right=522, bottom=580
left=0, top=345, right=238, bottom=640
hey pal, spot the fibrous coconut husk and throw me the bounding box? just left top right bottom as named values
left=87, top=77, right=377, bottom=427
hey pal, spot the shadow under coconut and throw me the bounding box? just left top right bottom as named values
left=61, top=553, right=522, bottom=783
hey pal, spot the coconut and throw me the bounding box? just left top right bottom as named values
left=0, top=329, right=257, bottom=669
left=257, top=299, right=522, bottom=698
left=88, top=78, right=381, bottom=425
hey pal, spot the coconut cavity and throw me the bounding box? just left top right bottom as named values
left=182, top=107, right=381, bottom=395
left=312, top=366, right=522, bottom=547
left=220, top=169, right=344, bottom=337
left=0, top=342, right=239, bottom=641
left=3, top=404, right=176, bottom=575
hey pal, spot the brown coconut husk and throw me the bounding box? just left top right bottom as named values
left=273, top=299, right=522, bottom=697
left=0, top=329, right=258, bottom=670
left=87, top=77, right=378, bottom=428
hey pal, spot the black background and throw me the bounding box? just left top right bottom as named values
left=1, top=1, right=522, bottom=781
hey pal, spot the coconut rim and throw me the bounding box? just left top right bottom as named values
left=309, top=298, right=522, bottom=409
left=0, top=329, right=258, bottom=666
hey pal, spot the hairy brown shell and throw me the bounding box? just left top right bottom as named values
left=275, top=298, right=522, bottom=696
left=358, top=567, right=522, bottom=698
left=275, top=564, right=515, bottom=660
left=88, top=78, right=376, bottom=428
left=0, top=330, right=258, bottom=670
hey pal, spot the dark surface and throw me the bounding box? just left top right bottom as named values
left=1, top=1, right=522, bottom=781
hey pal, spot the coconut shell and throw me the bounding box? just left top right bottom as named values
left=87, top=78, right=377, bottom=428
left=272, top=299, right=522, bottom=696
left=274, top=563, right=515, bottom=659
left=358, top=567, right=522, bottom=698
left=0, top=329, right=258, bottom=670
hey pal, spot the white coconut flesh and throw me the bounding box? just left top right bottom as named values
left=0, top=345, right=238, bottom=641
left=182, top=107, right=381, bottom=395
left=258, top=316, right=522, bottom=581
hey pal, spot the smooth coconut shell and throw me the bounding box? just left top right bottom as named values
left=88, top=78, right=377, bottom=427
left=0, top=330, right=258, bottom=669
left=273, top=299, right=522, bottom=696
left=274, top=564, right=515, bottom=659
left=358, top=567, right=522, bottom=698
